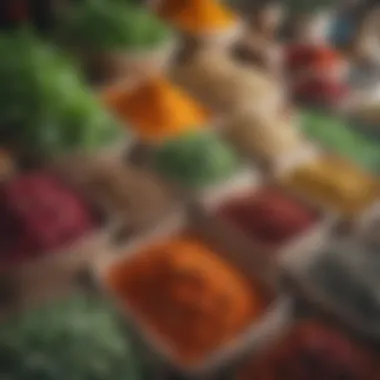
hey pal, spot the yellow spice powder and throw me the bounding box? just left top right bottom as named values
left=156, top=0, right=238, bottom=34
left=101, top=76, right=209, bottom=141
left=280, top=155, right=379, bottom=216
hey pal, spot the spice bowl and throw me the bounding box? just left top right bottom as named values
left=272, top=149, right=380, bottom=220
left=92, top=208, right=293, bottom=379
left=0, top=181, right=118, bottom=317
left=234, top=319, right=379, bottom=380
left=281, top=234, right=380, bottom=339
left=137, top=129, right=242, bottom=203
left=193, top=167, right=336, bottom=269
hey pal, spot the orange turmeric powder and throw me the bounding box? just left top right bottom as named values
left=156, top=0, right=238, bottom=34
left=101, top=76, right=209, bottom=142
left=105, top=234, right=269, bottom=365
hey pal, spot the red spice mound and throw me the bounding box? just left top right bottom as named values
left=286, top=44, right=343, bottom=73
left=239, top=322, right=376, bottom=380
left=217, top=187, right=318, bottom=246
left=0, top=172, right=96, bottom=264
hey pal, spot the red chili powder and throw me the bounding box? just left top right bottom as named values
left=217, top=186, right=318, bottom=247
left=105, top=234, right=270, bottom=365
left=286, top=45, right=343, bottom=74
left=294, top=77, right=350, bottom=105
left=238, top=321, right=376, bottom=380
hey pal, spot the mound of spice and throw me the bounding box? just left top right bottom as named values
left=217, top=186, right=318, bottom=247
left=286, top=44, right=350, bottom=107
left=286, top=45, right=344, bottom=76
left=153, top=130, right=239, bottom=188
left=102, top=76, right=209, bottom=142
left=156, top=0, right=238, bottom=35
left=293, top=77, right=350, bottom=107
left=280, top=154, right=378, bottom=215
left=0, top=294, right=140, bottom=380
left=105, top=234, right=268, bottom=365
left=223, top=110, right=305, bottom=163
left=171, top=48, right=284, bottom=117
left=238, top=322, right=376, bottom=380
left=0, top=171, right=97, bottom=265
left=300, top=110, right=380, bottom=173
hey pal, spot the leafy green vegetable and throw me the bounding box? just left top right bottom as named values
left=0, top=294, right=140, bottom=380
left=58, top=1, right=173, bottom=51
left=0, top=31, right=124, bottom=156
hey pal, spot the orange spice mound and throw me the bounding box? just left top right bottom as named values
left=101, top=77, right=209, bottom=142
left=105, top=235, right=268, bottom=364
left=156, top=0, right=238, bottom=34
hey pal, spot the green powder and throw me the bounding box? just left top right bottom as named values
left=300, top=110, right=380, bottom=173
left=0, top=294, right=140, bottom=380
left=154, top=130, right=239, bottom=188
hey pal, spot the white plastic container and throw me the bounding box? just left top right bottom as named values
left=92, top=209, right=293, bottom=379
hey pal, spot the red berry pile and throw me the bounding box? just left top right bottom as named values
left=217, top=187, right=318, bottom=247
left=239, top=322, right=376, bottom=380
left=0, top=172, right=96, bottom=265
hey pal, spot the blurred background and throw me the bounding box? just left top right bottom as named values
left=1, top=1, right=380, bottom=380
